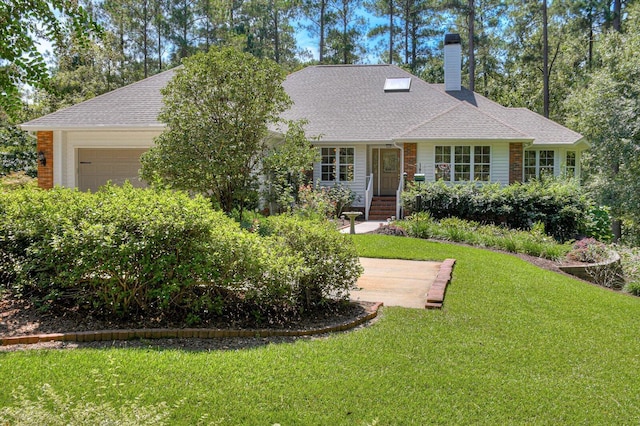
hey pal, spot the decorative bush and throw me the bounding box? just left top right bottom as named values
left=1, top=184, right=362, bottom=322
left=566, top=238, right=612, bottom=263
left=294, top=182, right=358, bottom=219
left=262, top=215, right=363, bottom=308
left=402, top=179, right=592, bottom=242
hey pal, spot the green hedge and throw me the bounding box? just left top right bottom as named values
left=402, top=179, right=592, bottom=242
left=0, top=184, right=362, bottom=322
left=261, top=215, right=363, bottom=308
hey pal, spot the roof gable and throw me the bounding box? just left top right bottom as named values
left=399, top=101, right=529, bottom=140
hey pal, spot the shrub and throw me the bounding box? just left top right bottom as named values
left=327, top=183, right=358, bottom=217
left=616, top=246, right=640, bottom=296
left=582, top=205, right=613, bottom=242
left=0, top=184, right=307, bottom=320
left=294, top=182, right=359, bottom=219
left=566, top=238, right=612, bottom=263
left=402, top=179, right=592, bottom=242
left=625, top=281, right=640, bottom=296
left=295, top=183, right=335, bottom=220
left=400, top=211, right=436, bottom=239
left=263, top=215, right=363, bottom=308
left=1, top=184, right=364, bottom=322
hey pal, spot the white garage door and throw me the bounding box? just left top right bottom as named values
left=78, top=148, right=148, bottom=192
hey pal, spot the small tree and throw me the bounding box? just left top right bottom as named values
left=262, top=120, right=318, bottom=213
left=141, top=47, right=292, bottom=213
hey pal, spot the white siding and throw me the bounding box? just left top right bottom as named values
left=491, top=144, right=509, bottom=184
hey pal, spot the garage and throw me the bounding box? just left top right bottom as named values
left=78, top=148, right=148, bottom=192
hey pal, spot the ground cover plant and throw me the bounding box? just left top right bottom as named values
left=0, top=184, right=360, bottom=325
left=2, top=236, right=640, bottom=424
left=395, top=211, right=571, bottom=260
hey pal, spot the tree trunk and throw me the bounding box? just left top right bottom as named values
left=319, top=0, right=326, bottom=63
left=613, top=0, right=621, bottom=32
left=542, top=0, right=549, bottom=118
left=143, top=0, right=149, bottom=78
left=274, top=3, right=280, bottom=63
left=389, top=0, right=394, bottom=64
left=610, top=0, right=622, bottom=240
left=468, top=0, right=475, bottom=92
left=404, top=0, right=409, bottom=65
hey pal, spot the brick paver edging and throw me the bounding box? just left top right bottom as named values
left=425, top=258, right=456, bottom=309
left=1, top=302, right=383, bottom=347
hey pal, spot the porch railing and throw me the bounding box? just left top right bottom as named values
left=395, top=173, right=404, bottom=219
left=365, top=173, right=374, bottom=221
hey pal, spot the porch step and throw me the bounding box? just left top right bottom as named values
left=368, top=197, right=397, bottom=220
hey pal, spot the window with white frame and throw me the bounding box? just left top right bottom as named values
left=435, top=145, right=490, bottom=182
left=524, top=150, right=555, bottom=181
left=321, top=147, right=354, bottom=182
left=474, top=146, right=491, bottom=181
left=565, top=151, right=576, bottom=178
left=454, top=146, right=471, bottom=181
left=435, top=146, right=451, bottom=181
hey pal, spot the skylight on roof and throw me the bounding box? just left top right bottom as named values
left=384, top=77, right=411, bottom=92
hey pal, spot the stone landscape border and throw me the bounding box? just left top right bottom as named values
left=426, top=258, right=456, bottom=309
left=1, top=302, right=383, bottom=347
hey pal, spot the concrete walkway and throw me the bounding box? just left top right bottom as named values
left=339, top=220, right=388, bottom=234
left=351, top=257, right=442, bottom=309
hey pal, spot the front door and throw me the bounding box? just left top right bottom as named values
left=373, top=148, right=400, bottom=196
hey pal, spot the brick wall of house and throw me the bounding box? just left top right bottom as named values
left=509, top=142, right=523, bottom=184
left=404, top=143, right=417, bottom=181
left=37, top=131, right=54, bottom=189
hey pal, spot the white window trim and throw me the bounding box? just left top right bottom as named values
left=564, top=150, right=577, bottom=178
left=434, top=145, right=492, bottom=182
left=320, top=146, right=356, bottom=183
left=524, top=149, right=556, bottom=181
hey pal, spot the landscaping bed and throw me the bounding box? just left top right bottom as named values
left=0, top=291, right=378, bottom=352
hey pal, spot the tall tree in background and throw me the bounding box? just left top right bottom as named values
left=0, top=0, right=99, bottom=118
left=241, top=0, right=299, bottom=66
left=168, top=0, right=199, bottom=62
left=302, top=0, right=335, bottom=63
left=467, top=0, right=475, bottom=91
left=567, top=3, right=640, bottom=242
left=326, top=0, right=366, bottom=63
left=365, top=0, right=399, bottom=63
left=396, top=0, right=440, bottom=72
left=542, top=0, right=549, bottom=117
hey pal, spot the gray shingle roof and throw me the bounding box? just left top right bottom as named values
left=21, top=63, right=583, bottom=146
left=21, top=68, right=177, bottom=130
left=399, top=101, right=528, bottom=140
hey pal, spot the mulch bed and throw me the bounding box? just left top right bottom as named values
left=0, top=295, right=377, bottom=352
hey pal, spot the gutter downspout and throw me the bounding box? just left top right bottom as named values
left=393, top=141, right=404, bottom=219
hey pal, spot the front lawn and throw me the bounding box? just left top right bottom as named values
left=2, top=235, right=640, bottom=424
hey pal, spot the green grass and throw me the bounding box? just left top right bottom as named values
left=2, top=235, right=640, bottom=424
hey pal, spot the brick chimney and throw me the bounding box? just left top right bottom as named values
left=444, top=34, right=462, bottom=91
